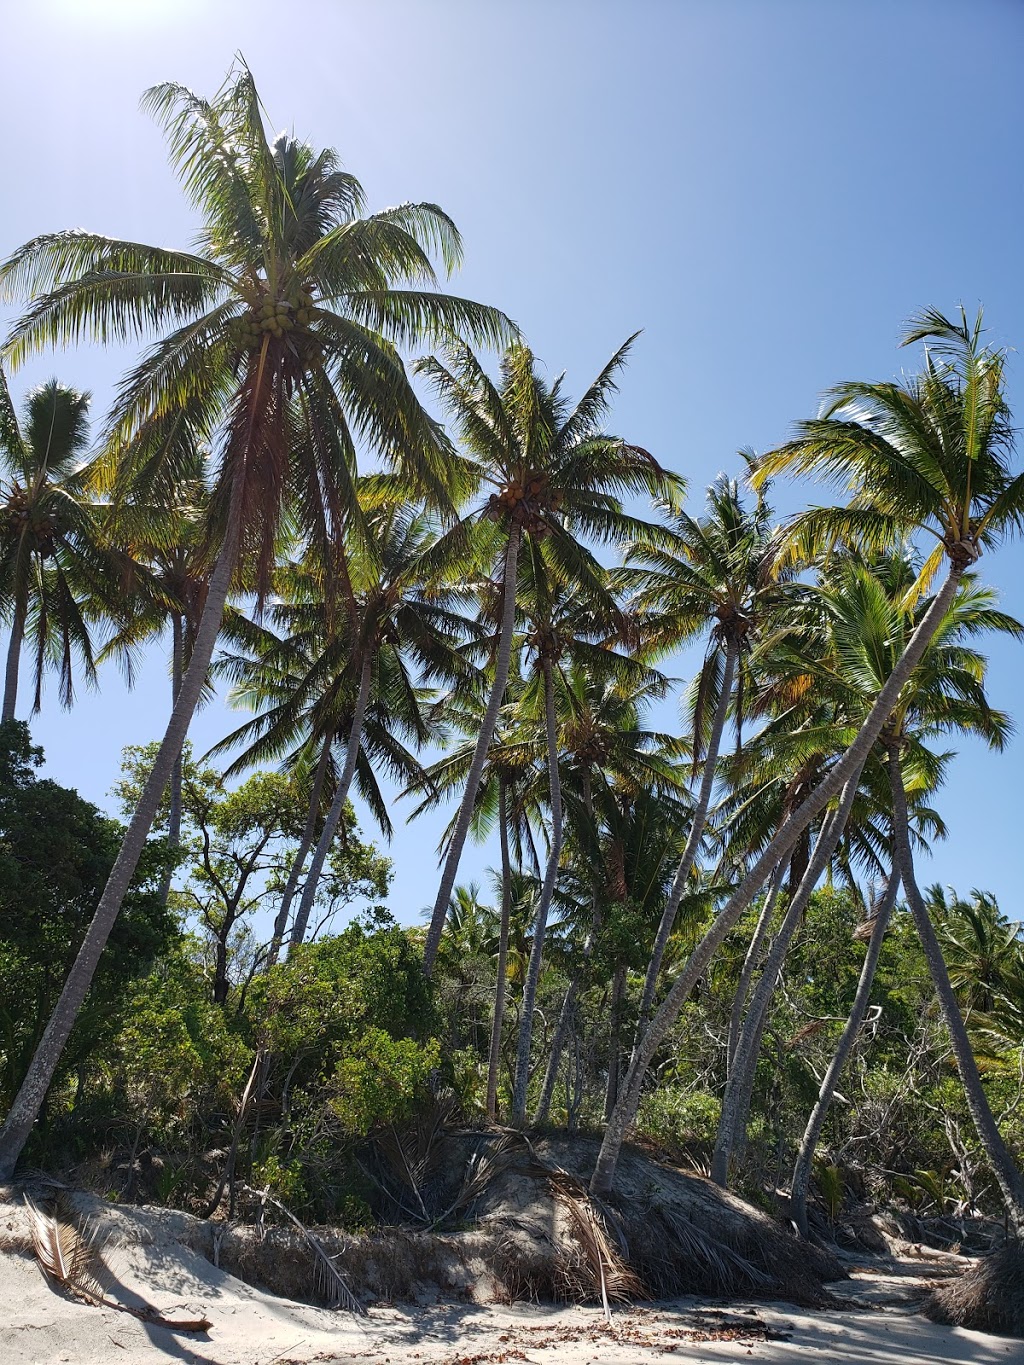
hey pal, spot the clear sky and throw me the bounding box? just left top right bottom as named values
left=2, top=0, right=1023, bottom=926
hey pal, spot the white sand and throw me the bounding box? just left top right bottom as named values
left=1, top=1196, right=1018, bottom=1365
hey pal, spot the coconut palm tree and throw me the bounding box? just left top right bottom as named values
left=590, top=307, right=1023, bottom=1199
left=623, top=471, right=784, bottom=1043
left=0, top=373, right=124, bottom=721
left=716, top=552, right=1022, bottom=1187
left=416, top=337, right=681, bottom=976
left=0, top=63, right=511, bottom=1179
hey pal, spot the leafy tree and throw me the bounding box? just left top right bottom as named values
left=0, top=723, right=173, bottom=1125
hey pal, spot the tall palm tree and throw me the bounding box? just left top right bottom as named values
left=590, top=307, right=1023, bottom=1199
left=0, top=64, right=510, bottom=1179
left=416, top=337, right=681, bottom=976
left=623, top=472, right=784, bottom=1042
left=0, top=373, right=121, bottom=720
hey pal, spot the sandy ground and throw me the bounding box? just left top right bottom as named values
left=1, top=1197, right=1019, bottom=1365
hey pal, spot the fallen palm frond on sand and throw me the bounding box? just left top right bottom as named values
left=24, top=1194, right=212, bottom=1332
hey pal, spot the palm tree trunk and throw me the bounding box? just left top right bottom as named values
left=424, top=526, right=521, bottom=976
left=2, top=588, right=27, bottom=724
left=511, top=651, right=564, bottom=1125
left=535, top=770, right=600, bottom=1126
left=588, top=562, right=963, bottom=1199
left=604, top=963, right=626, bottom=1121
left=265, top=736, right=332, bottom=970
left=711, top=767, right=863, bottom=1186
left=726, top=860, right=786, bottom=1074
left=888, top=743, right=1024, bottom=1233
left=0, top=507, right=242, bottom=1182
left=288, top=654, right=372, bottom=955
left=157, top=612, right=185, bottom=907
left=790, top=869, right=900, bottom=1238
left=634, top=639, right=738, bottom=1044
left=486, top=776, right=512, bottom=1121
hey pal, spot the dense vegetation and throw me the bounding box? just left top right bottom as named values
left=0, top=65, right=1022, bottom=1245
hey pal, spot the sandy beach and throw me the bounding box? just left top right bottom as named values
left=1, top=1195, right=1018, bottom=1365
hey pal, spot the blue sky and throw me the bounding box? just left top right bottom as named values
left=3, top=0, right=1024, bottom=926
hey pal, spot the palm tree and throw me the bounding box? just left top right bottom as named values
left=0, top=63, right=510, bottom=1180
left=623, top=471, right=784, bottom=1043
left=416, top=336, right=681, bottom=976
left=533, top=664, right=687, bottom=1123
left=97, top=444, right=213, bottom=903
left=0, top=372, right=122, bottom=721
left=590, top=307, right=1023, bottom=1199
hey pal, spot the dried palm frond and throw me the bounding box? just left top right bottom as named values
left=240, top=1183, right=365, bottom=1315
left=24, top=1196, right=212, bottom=1333
left=551, top=1181, right=644, bottom=1319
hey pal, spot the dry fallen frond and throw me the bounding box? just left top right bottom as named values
left=24, top=1195, right=212, bottom=1333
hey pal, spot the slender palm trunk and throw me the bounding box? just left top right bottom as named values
left=726, top=861, right=786, bottom=1073
left=604, top=963, right=627, bottom=1120
left=790, top=869, right=900, bottom=1238
left=2, top=587, right=27, bottom=724
left=534, top=769, right=599, bottom=1126
left=588, top=563, right=963, bottom=1198
left=288, top=655, right=373, bottom=955
left=157, top=613, right=185, bottom=907
left=265, top=737, right=332, bottom=970
left=424, top=526, right=521, bottom=976
left=511, top=652, right=563, bottom=1125
left=0, top=509, right=242, bottom=1182
left=634, top=639, right=738, bottom=1045
left=486, top=777, right=512, bottom=1121
left=711, top=767, right=862, bottom=1185
left=888, top=743, right=1024, bottom=1232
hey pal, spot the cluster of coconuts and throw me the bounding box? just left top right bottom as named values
left=485, top=470, right=564, bottom=534
left=3, top=486, right=59, bottom=553
left=226, top=284, right=320, bottom=349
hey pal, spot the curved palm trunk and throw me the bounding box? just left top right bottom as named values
left=588, top=563, right=963, bottom=1198
left=511, top=652, right=563, bottom=1125
left=711, top=767, right=862, bottom=1186
left=534, top=770, right=600, bottom=1126
left=288, top=655, right=372, bottom=955
left=424, top=526, right=521, bottom=976
left=790, top=869, right=900, bottom=1238
left=634, top=639, right=738, bottom=1044
left=0, top=509, right=242, bottom=1182
left=265, top=736, right=332, bottom=970
left=726, top=860, right=786, bottom=1073
left=2, top=586, right=28, bottom=724
left=486, top=776, right=513, bottom=1121
left=888, top=743, right=1024, bottom=1233
left=157, top=613, right=185, bottom=907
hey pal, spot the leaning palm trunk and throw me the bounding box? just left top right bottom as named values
left=588, top=563, right=964, bottom=1198
left=511, top=653, right=564, bottom=1125
left=265, top=736, right=333, bottom=970
left=424, top=526, right=521, bottom=976
left=634, top=639, right=738, bottom=1044
left=486, top=777, right=513, bottom=1120
left=0, top=510, right=242, bottom=1181
left=157, top=612, right=185, bottom=907
left=726, top=860, right=786, bottom=1073
left=604, top=963, right=627, bottom=1120
left=888, top=743, right=1024, bottom=1233
left=790, top=869, right=900, bottom=1238
left=711, top=768, right=863, bottom=1186
left=288, top=655, right=373, bottom=955
left=534, top=770, right=600, bottom=1126
left=2, top=586, right=27, bottom=723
